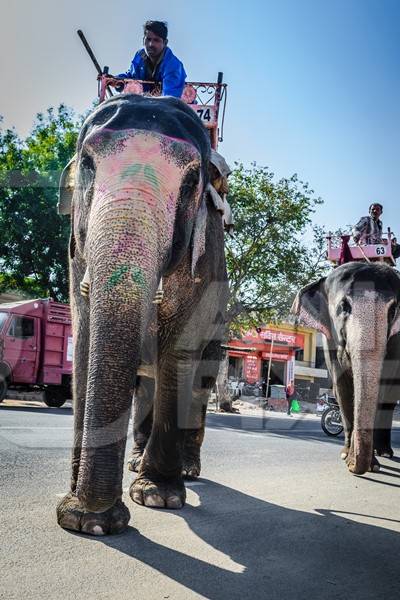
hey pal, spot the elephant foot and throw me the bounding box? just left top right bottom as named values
left=182, top=454, right=201, bottom=479
left=340, top=446, right=350, bottom=460
left=369, top=455, right=381, bottom=473
left=57, top=492, right=130, bottom=536
left=374, top=428, right=394, bottom=459
left=345, top=451, right=380, bottom=475
left=127, top=446, right=144, bottom=473
left=375, top=446, right=394, bottom=459
left=130, top=476, right=186, bottom=509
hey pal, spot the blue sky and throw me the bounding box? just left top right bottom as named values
left=1, top=0, right=399, bottom=234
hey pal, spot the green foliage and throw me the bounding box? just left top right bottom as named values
left=0, top=273, right=47, bottom=299
left=0, top=105, right=80, bottom=301
left=302, top=223, right=350, bottom=283
left=226, top=163, right=324, bottom=332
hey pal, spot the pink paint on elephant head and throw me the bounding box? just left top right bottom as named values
left=87, top=129, right=202, bottom=235
left=85, top=129, right=204, bottom=295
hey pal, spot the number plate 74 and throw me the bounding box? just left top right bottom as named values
left=194, top=106, right=216, bottom=125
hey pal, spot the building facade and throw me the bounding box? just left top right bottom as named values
left=227, top=323, right=330, bottom=401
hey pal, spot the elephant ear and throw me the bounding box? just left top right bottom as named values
left=191, top=193, right=208, bottom=277
left=389, top=305, right=400, bottom=338
left=388, top=272, right=400, bottom=338
left=58, top=155, right=77, bottom=215
left=291, top=278, right=332, bottom=340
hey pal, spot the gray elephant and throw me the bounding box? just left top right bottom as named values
left=56, top=94, right=229, bottom=535
left=292, top=262, right=400, bottom=475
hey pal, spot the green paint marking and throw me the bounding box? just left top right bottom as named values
left=105, top=265, right=130, bottom=290
left=144, top=165, right=160, bottom=191
left=120, top=163, right=142, bottom=181
left=131, top=267, right=146, bottom=287
left=105, top=265, right=147, bottom=292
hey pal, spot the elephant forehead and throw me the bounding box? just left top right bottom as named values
left=332, top=291, right=389, bottom=346
left=87, top=131, right=201, bottom=202
left=333, top=288, right=390, bottom=304
left=85, top=129, right=200, bottom=173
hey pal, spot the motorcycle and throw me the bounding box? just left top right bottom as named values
left=242, top=381, right=264, bottom=397
left=320, top=395, right=344, bottom=437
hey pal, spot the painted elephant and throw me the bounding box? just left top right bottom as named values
left=292, top=262, right=400, bottom=475
left=56, top=94, right=229, bottom=535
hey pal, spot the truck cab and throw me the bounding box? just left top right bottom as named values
left=0, top=299, right=72, bottom=407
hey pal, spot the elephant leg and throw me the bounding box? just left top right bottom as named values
left=130, top=353, right=197, bottom=509
left=374, top=338, right=400, bottom=459
left=182, top=401, right=207, bottom=479
left=57, top=256, right=131, bottom=535
left=374, top=403, right=396, bottom=458
left=182, top=340, right=222, bottom=478
left=128, top=375, right=155, bottom=472
left=64, top=256, right=89, bottom=491
left=332, top=369, right=354, bottom=460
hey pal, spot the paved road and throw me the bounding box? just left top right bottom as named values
left=1, top=399, right=400, bottom=600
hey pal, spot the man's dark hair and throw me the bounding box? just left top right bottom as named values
left=369, top=202, right=383, bottom=212
left=143, top=21, right=168, bottom=41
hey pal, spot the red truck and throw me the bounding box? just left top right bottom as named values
left=0, top=299, right=72, bottom=407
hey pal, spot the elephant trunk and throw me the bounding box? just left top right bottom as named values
left=347, top=295, right=388, bottom=474
left=75, top=195, right=162, bottom=512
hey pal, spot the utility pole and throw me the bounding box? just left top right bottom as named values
left=265, top=338, right=274, bottom=402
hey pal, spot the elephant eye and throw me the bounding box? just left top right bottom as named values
left=337, top=298, right=352, bottom=317
left=80, top=154, right=95, bottom=171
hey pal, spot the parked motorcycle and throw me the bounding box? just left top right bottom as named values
left=242, top=381, right=264, bottom=397
left=320, top=395, right=344, bottom=437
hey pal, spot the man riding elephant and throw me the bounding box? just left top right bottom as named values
left=352, top=203, right=383, bottom=245
left=117, top=20, right=186, bottom=98
left=56, top=93, right=229, bottom=535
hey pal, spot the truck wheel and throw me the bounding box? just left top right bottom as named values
left=0, top=377, right=7, bottom=403
left=43, top=387, right=69, bottom=408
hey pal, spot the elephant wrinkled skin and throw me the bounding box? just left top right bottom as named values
left=57, top=94, right=228, bottom=535
left=292, top=262, right=400, bottom=475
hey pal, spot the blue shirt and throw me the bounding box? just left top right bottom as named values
left=118, top=47, right=187, bottom=98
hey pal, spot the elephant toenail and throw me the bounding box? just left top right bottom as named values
left=145, top=495, right=164, bottom=508
left=166, top=496, right=183, bottom=509
left=92, top=526, right=105, bottom=536
left=81, top=523, right=105, bottom=536
left=131, top=490, right=143, bottom=505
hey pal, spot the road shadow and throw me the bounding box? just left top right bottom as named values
left=205, top=413, right=400, bottom=450
left=0, top=404, right=72, bottom=416
left=96, top=479, right=400, bottom=600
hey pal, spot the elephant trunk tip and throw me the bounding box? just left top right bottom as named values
left=348, top=461, right=370, bottom=476
left=347, top=429, right=374, bottom=475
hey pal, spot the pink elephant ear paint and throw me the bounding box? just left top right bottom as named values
left=291, top=281, right=331, bottom=341
left=297, top=306, right=331, bottom=340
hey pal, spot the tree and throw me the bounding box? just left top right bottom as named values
left=225, top=163, right=324, bottom=334
left=0, top=105, right=80, bottom=301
